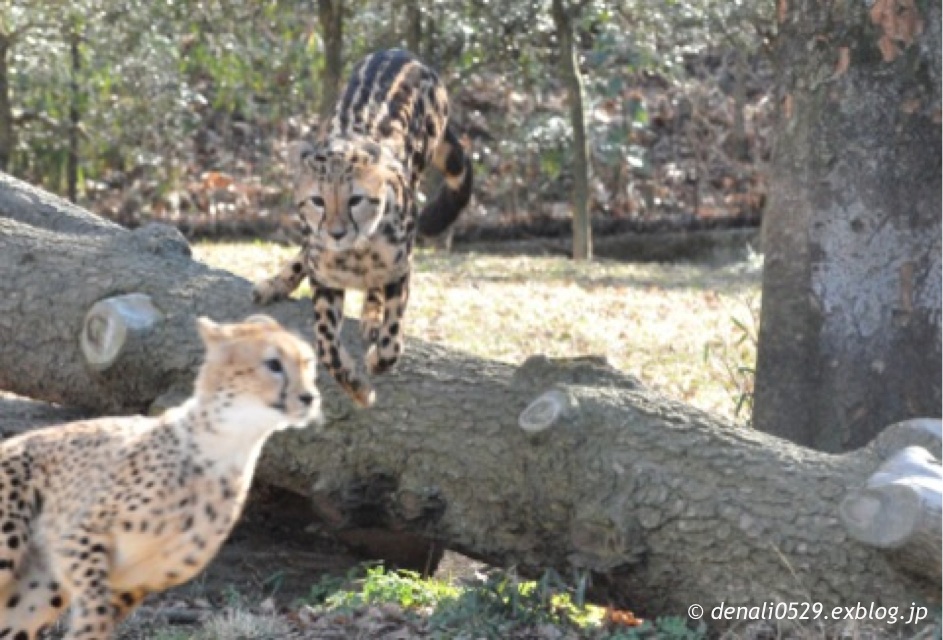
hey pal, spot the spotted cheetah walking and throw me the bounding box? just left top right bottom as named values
left=253, top=49, right=473, bottom=407
left=0, top=315, right=319, bottom=639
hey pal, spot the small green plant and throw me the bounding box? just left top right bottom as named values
left=260, top=569, right=286, bottom=599
left=703, top=294, right=760, bottom=424
left=302, top=565, right=623, bottom=638
left=322, top=564, right=459, bottom=611
left=426, top=568, right=607, bottom=637
left=220, top=583, right=245, bottom=609
left=298, top=571, right=348, bottom=606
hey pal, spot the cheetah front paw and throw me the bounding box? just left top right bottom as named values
left=366, top=345, right=401, bottom=376
left=252, top=278, right=287, bottom=305
left=343, top=375, right=376, bottom=408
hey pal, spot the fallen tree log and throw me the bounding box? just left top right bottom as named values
left=0, top=172, right=938, bottom=626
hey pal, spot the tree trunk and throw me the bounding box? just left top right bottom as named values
left=754, top=0, right=942, bottom=452
left=0, top=32, right=13, bottom=172
left=0, top=174, right=938, bottom=624
left=551, top=0, right=592, bottom=261
left=67, top=28, right=81, bottom=203
left=317, top=0, right=344, bottom=133
left=405, top=0, right=422, bottom=56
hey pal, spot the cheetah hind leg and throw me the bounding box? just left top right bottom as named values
left=110, top=587, right=147, bottom=625
left=0, top=460, right=66, bottom=639
left=57, top=532, right=119, bottom=640
left=0, top=553, right=71, bottom=640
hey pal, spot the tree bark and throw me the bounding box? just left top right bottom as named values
left=317, top=0, right=344, bottom=133
left=754, top=0, right=942, bottom=451
left=551, top=0, right=592, bottom=261
left=0, top=173, right=938, bottom=624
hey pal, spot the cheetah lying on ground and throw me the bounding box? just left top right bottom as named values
left=0, top=315, right=319, bottom=639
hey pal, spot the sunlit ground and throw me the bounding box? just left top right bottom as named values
left=194, top=242, right=761, bottom=424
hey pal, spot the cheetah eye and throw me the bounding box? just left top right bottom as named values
left=265, top=358, right=283, bottom=374
left=348, top=195, right=364, bottom=207
left=309, top=195, right=325, bottom=209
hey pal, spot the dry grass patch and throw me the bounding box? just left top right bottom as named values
left=192, top=242, right=762, bottom=422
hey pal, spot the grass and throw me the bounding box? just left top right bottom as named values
left=296, top=564, right=705, bottom=639
left=135, top=566, right=940, bottom=640
left=148, top=610, right=291, bottom=640
left=193, top=242, right=762, bottom=423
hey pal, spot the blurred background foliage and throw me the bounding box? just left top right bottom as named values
left=1, top=0, right=775, bottom=238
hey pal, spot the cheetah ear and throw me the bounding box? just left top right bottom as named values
left=288, top=141, right=316, bottom=174
left=196, top=316, right=225, bottom=346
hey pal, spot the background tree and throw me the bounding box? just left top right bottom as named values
left=65, top=15, right=82, bottom=202
left=753, top=0, right=942, bottom=451
left=551, top=0, right=591, bottom=259
left=0, top=3, right=65, bottom=177
left=0, top=18, right=14, bottom=171
left=317, top=0, right=344, bottom=131
left=404, top=0, right=422, bottom=56
left=4, top=0, right=775, bottom=242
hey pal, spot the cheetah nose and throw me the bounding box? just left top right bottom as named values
left=328, top=228, right=346, bottom=240
left=299, top=392, right=315, bottom=407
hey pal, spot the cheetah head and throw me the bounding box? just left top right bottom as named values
left=195, top=315, right=321, bottom=431
left=289, top=138, right=403, bottom=251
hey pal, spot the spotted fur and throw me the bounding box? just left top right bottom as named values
left=253, top=49, right=473, bottom=407
left=0, top=315, right=320, bottom=639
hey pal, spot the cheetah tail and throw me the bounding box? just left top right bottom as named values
left=420, top=127, right=473, bottom=237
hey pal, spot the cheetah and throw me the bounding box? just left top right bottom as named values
left=0, top=315, right=319, bottom=639
left=253, top=49, right=473, bottom=407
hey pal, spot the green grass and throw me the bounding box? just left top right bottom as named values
left=135, top=564, right=707, bottom=639
left=193, top=242, right=762, bottom=423
left=297, top=564, right=706, bottom=639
